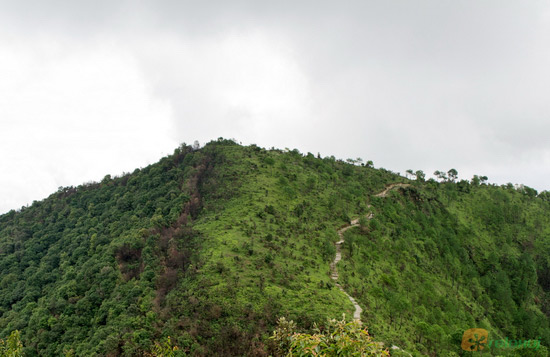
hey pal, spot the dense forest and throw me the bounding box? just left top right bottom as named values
left=1, top=138, right=550, bottom=356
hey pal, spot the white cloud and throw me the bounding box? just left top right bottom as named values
left=125, top=29, right=313, bottom=149
left=2, top=1, right=550, bottom=213
left=0, top=36, right=176, bottom=213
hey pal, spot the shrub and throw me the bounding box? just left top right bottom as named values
left=270, top=316, right=389, bottom=356
left=0, top=330, right=23, bottom=357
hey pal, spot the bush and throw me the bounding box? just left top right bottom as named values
left=0, top=330, right=23, bottom=357
left=270, top=316, right=389, bottom=356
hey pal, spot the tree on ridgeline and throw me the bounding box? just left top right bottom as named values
left=447, top=168, right=458, bottom=182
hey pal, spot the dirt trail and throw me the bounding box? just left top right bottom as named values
left=374, top=183, right=410, bottom=198
left=329, top=183, right=410, bottom=322
left=330, top=223, right=364, bottom=320
left=328, top=182, right=412, bottom=354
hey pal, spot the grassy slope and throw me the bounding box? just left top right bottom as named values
left=2, top=139, right=550, bottom=356
left=0, top=139, right=400, bottom=355
left=339, top=181, right=550, bottom=356
left=159, top=141, right=400, bottom=355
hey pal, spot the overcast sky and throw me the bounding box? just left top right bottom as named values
left=1, top=1, right=550, bottom=213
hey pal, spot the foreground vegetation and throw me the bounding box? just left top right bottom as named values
left=1, top=138, right=550, bottom=355
left=271, top=316, right=388, bottom=356
left=0, top=330, right=23, bottom=356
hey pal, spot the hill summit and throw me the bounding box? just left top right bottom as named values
left=1, top=138, right=550, bottom=356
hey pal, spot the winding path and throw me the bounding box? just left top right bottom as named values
left=329, top=183, right=410, bottom=321
left=330, top=219, right=366, bottom=320
left=374, top=183, right=411, bottom=198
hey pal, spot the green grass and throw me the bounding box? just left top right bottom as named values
left=1, top=139, right=550, bottom=356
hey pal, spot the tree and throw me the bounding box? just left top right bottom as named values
left=434, top=170, right=447, bottom=182
left=520, top=185, right=538, bottom=198
left=416, top=321, right=430, bottom=345
left=264, top=157, right=275, bottom=175
left=427, top=324, right=446, bottom=354
left=0, top=330, right=23, bottom=357
left=144, top=336, right=180, bottom=357
left=471, top=174, right=488, bottom=186
left=457, top=179, right=470, bottom=193
left=415, top=170, right=426, bottom=182
left=447, top=168, right=458, bottom=182
left=359, top=216, right=370, bottom=232
left=539, top=191, right=550, bottom=202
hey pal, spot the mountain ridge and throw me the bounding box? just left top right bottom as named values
left=1, top=138, right=550, bottom=356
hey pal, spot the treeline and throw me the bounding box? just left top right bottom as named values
left=338, top=175, right=550, bottom=355
left=2, top=138, right=550, bottom=355
left=0, top=139, right=399, bottom=355
left=0, top=143, right=209, bottom=355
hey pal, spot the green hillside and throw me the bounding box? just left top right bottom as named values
left=1, top=138, right=550, bottom=356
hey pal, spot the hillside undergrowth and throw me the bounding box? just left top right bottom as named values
left=1, top=139, right=550, bottom=356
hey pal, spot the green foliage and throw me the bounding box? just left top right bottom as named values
left=0, top=139, right=398, bottom=355
left=271, top=317, right=298, bottom=355
left=0, top=330, right=23, bottom=357
left=0, top=144, right=205, bottom=355
left=338, top=183, right=550, bottom=355
left=271, top=316, right=389, bottom=356
left=145, top=336, right=183, bottom=357
left=1, top=138, right=550, bottom=355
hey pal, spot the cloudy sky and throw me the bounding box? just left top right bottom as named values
left=1, top=1, right=550, bottom=213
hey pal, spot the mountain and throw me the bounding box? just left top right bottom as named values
left=1, top=138, right=550, bottom=356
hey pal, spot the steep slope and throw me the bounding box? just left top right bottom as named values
left=2, top=139, right=550, bottom=356
left=338, top=180, right=550, bottom=355
left=0, top=139, right=399, bottom=355
left=0, top=144, right=211, bottom=355
left=163, top=141, right=400, bottom=355
left=329, top=184, right=410, bottom=323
